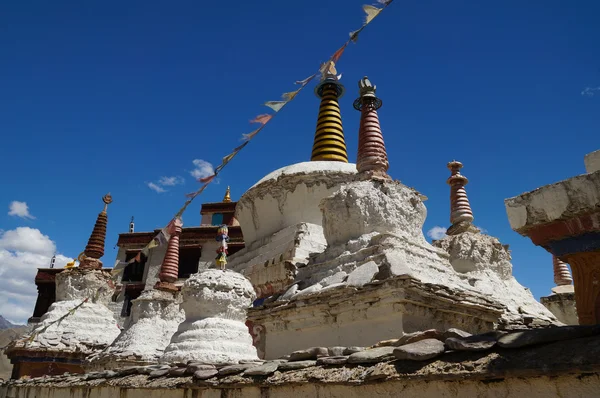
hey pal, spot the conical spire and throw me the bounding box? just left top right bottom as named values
left=80, top=193, right=112, bottom=270
left=223, top=186, right=232, bottom=203
left=446, top=162, right=476, bottom=235
left=311, top=75, right=348, bottom=162
left=353, top=76, right=389, bottom=176
left=553, top=255, right=573, bottom=286
left=156, top=218, right=183, bottom=293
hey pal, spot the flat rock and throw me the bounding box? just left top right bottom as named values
left=116, top=367, right=139, bottom=377
left=186, top=363, right=216, bottom=375
left=193, top=369, right=218, bottom=380
left=218, top=363, right=255, bottom=376
left=396, top=329, right=444, bottom=346
left=445, top=334, right=497, bottom=352
left=149, top=369, right=169, bottom=378
left=327, top=346, right=346, bottom=356
left=317, top=356, right=348, bottom=366
left=498, top=325, right=600, bottom=349
left=289, top=347, right=328, bottom=361
left=243, top=361, right=279, bottom=376
left=347, top=346, right=395, bottom=364
left=278, top=360, right=317, bottom=371
left=393, top=338, right=445, bottom=361
left=443, top=328, right=472, bottom=340
left=343, top=346, right=365, bottom=355
left=373, top=339, right=400, bottom=348
left=346, top=261, right=379, bottom=287
left=168, top=367, right=187, bottom=377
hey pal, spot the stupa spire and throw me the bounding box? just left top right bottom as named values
left=446, top=161, right=477, bottom=235
left=223, top=186, right=232, bottom=203
left=80, top=193, right=112, bottom=270
left=156, top=218, right=183, bottom=293
left=310, top=73, right=348, bottom=162
left=353, top=76, right=389, bottom=177
left=553, top=255, right=573, bottom=286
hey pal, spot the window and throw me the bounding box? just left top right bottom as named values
left=122, top=251, right=146, bottom=282
left=211, top=213, right=224, bottom=225
left=179, top=246, right=202, bottom=278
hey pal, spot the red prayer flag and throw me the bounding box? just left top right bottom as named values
left=249, top=114, right=273, bottom=125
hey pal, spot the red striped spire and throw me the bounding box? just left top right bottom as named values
left=155, top=218, right=183, bottom=293
left=553, top=255, right=573, bottom=286
left=353, top=76, right=389, bottom=177
left=446, top=161, right=476, bottom=235
left=80, top=193, right=112, bottom=270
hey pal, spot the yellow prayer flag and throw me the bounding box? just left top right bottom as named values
left=363, top=5, right=382, bottom=24
left=320, top=60, right=337, bottom=77
left=282, top=89, right=301, bottom=101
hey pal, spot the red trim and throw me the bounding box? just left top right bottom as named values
left=523, top=212, right=600, bottom=246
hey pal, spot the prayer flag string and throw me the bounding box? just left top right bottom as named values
left=122, top=0, right=395, bottom=267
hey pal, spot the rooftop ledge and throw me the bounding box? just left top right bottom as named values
left=504, top=170, right=600, bottom=233
left=4, top=325, right=600, bottom=392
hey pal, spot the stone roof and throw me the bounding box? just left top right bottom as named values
left=5, top=325, right=600, bottom=389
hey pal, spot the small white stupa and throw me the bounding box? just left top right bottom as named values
left=86, top=219, right=186, bottom=370
left=6, top=194, right=121, bottom=377
left=159, top=269, right=259, bottom=365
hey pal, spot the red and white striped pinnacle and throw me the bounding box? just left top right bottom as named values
left=158, top=219, right=183, bottom=284
left=447, top=161, right=474, bottom=225
left=553, top=255, right=573, bottom=286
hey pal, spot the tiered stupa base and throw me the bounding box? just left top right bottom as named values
left=86, top=289, right=185, bottom=371
left=243, top=180, right=558, bottom=359
left=159, top=269, right=259, bottom=365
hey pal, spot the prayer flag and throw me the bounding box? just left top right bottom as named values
left=349, top=29, right=360, bottom=43
left=242, top=129, right=260, bottom=141
left=264, top=101, right=286, bottom=112
left=363, top=5, right=382, bottom=24
left=282, top=89, right=301, bottom=101
left=250, top=114, right=273, bottom=125
left=331, top=44, right=347, bottom=63
left=295, top=73, right=316, bottom=86
left=198, top=174, right=216, bottom=183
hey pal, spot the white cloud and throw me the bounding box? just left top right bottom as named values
left=582, top=86, right=600, bottom=97
left=158, top=176, right=184, bottom=186
left=190, top=159, right=215, bottom=180
left=0, top=227, right=55, bottom=255
left=427, top=226, right=447, bottom=240
left=147, top=182, right=166, bottom=193
left=8, top=201, right=35, bottom=219
left=0, top=228, right=73, bottom=324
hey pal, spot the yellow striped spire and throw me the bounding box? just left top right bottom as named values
left=311, top=76, right=348, bottom=162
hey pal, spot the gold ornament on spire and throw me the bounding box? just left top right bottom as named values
left=223, top=186, right=232, bottom=203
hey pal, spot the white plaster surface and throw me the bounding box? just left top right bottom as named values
left=87, top=290, right=185, bottom=368
left=160, top=269, right=258, bottom=365
left=17, top=270, right=120, bottom=353
left=504, top=170, right=600, bottom=231
left=291, top=180, right=556, bottom=324
left=585, top=149, right=600, bottom=173
left=235, top=161, right=357, bottom=245
left=228, top=223, right=327, bottom=297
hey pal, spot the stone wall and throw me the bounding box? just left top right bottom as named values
left=2, top=374, right=599, bottom=398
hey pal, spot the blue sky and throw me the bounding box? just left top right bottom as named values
left=0, top=0, right=599, bottom=323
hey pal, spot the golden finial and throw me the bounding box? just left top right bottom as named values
left=223, top=186, right=232, bottom=203
left=102, top=193, right=113, bottom=213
